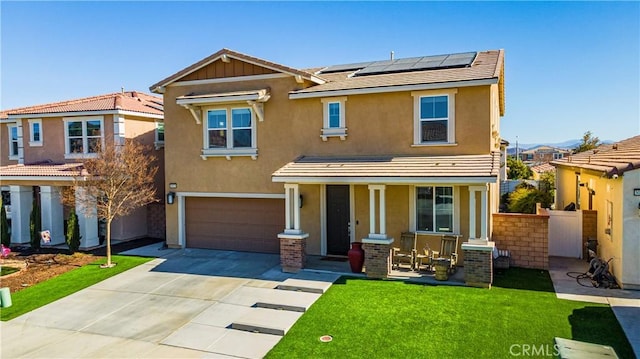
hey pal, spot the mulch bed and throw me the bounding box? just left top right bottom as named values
left=0, top=237, right=163, bottom=293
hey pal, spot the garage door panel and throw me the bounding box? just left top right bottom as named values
left=185, top=197, right=284, bottom=253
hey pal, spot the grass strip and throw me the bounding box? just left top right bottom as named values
left=1, top=255, right=152, bottom=321
left=267, top=268, right=634, bottom=359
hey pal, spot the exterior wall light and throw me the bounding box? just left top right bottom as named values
left=167, top=192, right=176, bottom=205
left=299, top=194, right=303, bottom=208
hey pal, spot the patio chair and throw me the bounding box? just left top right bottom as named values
left=433, top=235, right=459, bottom=273
left=392, top=232, right=416, bottom=270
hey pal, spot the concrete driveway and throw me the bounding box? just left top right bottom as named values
left=1, top=246, right=340, bottom=359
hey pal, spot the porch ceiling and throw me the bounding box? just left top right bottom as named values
left=272, top=153, right=500, bottom=184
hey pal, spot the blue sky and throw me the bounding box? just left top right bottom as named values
left=1, top=1, right=638, bottom=144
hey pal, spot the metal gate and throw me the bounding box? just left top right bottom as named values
left=548, top=210, right=582, bottom=258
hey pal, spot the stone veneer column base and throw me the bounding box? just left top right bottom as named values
left=278, top=233, right=309, bottom=273
left=461, top=241, right=495, bottom=288
left=362, top=237, right=394, bottom=279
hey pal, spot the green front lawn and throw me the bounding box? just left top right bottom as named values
left=267, top=269, right=634, bottom=359
left=1, top=255, right=152, bottom=321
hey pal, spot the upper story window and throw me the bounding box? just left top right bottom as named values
left=28, top=119, right=43, bottom=146
left=553, top=153, right=564, bottom=160
left=63, top=116, right=104, bottom=158
left=202, top=106, right=257, bottom=159
left=416, top=186, right=454, bottom=233
left=7, top=124, right=19, bottom=160
left=412, top=89, right=457, bottom=146
left=321, top=97, right=347, bottom=141
left=155, top=122, right=165, bottom=149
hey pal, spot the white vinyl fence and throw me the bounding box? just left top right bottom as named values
left=548, top=210, right=582, bottom=258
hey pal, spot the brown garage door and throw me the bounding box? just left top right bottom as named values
left=185, top=197, right=284, bottom=253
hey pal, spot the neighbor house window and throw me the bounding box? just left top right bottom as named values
left=8, top=124, right=19, bottom=160
left=28, top=119, right=42, bottom=146
left=416, top=186, right=453, bottom=233
left=412, top=89, right=456, bottom=145
left=155, top=122, right=164, bottom=149
left=63, top=117, right=104, bottom=158
left=321, top=97, right=347, bottom=141
left=201, top=106, right=256, bottom=159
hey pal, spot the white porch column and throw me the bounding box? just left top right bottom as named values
left=480, top=187, right=488, bottom=240
left=75, top=187, right=99, bottom=248
left=367, top=185, right=387, bottom=239
left=40, top=186, right=65, bottom=245
left=468, top=187, right=476, bottom=240
left=9, top=186, right=32, bottom=244
left=469, top=185, right=489, bottom=243
left=283, top=183, right=302, bottom=235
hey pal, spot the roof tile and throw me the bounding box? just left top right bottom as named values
left=552, top=135, right=640, bottom=176
left=1, top=91, right=163, bottom=119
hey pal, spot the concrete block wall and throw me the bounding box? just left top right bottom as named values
left=492, top=211, right=549, bottom=270
left=363, top=242, right=391, bottom=279
left=280, top=237, right=306, bottom=273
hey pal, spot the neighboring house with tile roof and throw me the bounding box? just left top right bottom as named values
left=152, top=48, right=505, bottom=284
left=530, top=162, right=556, bottom=180
left=519, top=146, right=570, bottom=164
left=0, top=91, right=165, bottom=248
left=552, top=135, right=640, bottom=290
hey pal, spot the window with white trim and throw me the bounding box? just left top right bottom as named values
left=202, top=106, right=256, bottom=159
left=412, top=89, right=456, bottom=145
left=63, top=117, right=104, bottom=158
left=321, top=97, right=347, bottom=140
left=8, top=124, right=19, bottom=159
left=28, top=119, right=42, bottom=146
left=416, top=186, right=454, bottom=233
left=155, top=121, right=164, bottom=149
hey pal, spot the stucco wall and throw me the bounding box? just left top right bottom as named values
left=161, top=61, right=498, bottom=249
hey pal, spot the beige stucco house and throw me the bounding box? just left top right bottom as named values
left=151, top=48, right=505, bottom=279
left=553, top=135, right=640, bottom=290
left=0, top=91, right=165, bottom=248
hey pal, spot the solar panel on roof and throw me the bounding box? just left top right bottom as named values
left=319, top=61, right=375, bottom=73
left=352, top=51, right=477, bottom=77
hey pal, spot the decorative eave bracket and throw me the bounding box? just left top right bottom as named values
left=181, top=104, right=202, bottom=124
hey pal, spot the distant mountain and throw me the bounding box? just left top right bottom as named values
left=506, top=139, right=614, bottom=155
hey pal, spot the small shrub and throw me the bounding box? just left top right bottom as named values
left=30, top=198, right=41, bottom=250
left=66, top=208, right=81, bottom=253
left=1, top=198, right=9, bottom=247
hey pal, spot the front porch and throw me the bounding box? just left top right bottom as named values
left=272, top=154, right=501, bottom=286
left=304, top=255, right=466, bottom=285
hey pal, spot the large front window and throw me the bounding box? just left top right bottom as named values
left=64, top=117, right=104, bottom=157
left=206, top=107, right=253, bottom=149
left=416, top=186, right=453, bottom=233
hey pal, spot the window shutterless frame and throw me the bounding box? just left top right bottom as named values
left=63, top=116, right=104, bottom=158
left=28, top=119, right=43, bottom=146
left=321, top=97, right=347, bottom=141
left=201, top=105, right=257, bottom=159
left=7, top=124, right=19, bottom=159
left=412, top=89, right=457, bottom=146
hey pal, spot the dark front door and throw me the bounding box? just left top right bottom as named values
left=326, top=185, right=350, bottom=256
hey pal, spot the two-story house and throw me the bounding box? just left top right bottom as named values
left=0, top=91, right=165, bottom=249
left=519, top=146, right=570, bottom=164
left=151, top=48, right=505, bottom=280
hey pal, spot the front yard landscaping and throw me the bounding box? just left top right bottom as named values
left=267, top=268, right=634, bottom=359
left=1, top=255, right=152, bottom=321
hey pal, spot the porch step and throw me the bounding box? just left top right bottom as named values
left=275, top=274, right=339, bottom=294
left=255, top=301, right=307, bottom=312
left=231, top=307, right=303, bottom=336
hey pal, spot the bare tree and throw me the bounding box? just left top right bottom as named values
left=66, top=139, right=158, bottom=267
